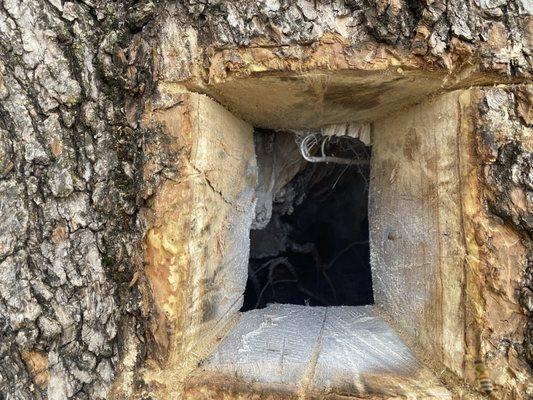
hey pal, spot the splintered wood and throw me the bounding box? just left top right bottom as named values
left=184, top=304, right=451, bottom=399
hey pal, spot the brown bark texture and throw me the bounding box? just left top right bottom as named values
left=0, top=0, right=531, bottom=399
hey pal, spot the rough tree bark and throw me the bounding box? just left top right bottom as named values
left=0, top=1, right=531, bottom=399
left=0, top=1, right=155, bottom=398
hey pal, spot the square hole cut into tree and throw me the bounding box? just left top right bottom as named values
left=170, top=91, right=472, bottom=400
left=242, top=131, right=373, bottom=311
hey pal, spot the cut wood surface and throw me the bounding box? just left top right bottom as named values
left=185, top=304, right=451, bottom=399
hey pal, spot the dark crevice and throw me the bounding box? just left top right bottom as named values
left=242, top=134, right=373, bottom=311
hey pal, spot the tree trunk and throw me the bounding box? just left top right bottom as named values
left=0, top=1, right=530, bottom=399
left=0, top=1, right=154, bottom=398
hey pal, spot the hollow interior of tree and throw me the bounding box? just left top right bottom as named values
left=243, top=134, right=373, bottom=311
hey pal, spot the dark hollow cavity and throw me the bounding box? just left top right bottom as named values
left=242, top=133, right=373, bottom=311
